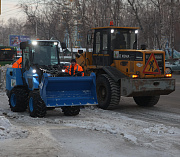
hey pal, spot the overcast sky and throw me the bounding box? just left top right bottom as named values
left=1, top=0, right=24, bottom=22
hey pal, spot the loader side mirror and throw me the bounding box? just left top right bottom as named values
left=61, top=42, right=67, bottom=50
left=20, top=42, right=27, bottom=49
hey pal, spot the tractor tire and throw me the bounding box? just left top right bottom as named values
left=28, top=90, right=46, bottom=118
left=96, top=74, right=120, bottom=110
left=9, top=87, right=29, bottom=112
left=133, top=96, right=160, bottom=107
left=62, top=106, right=80, bottom=116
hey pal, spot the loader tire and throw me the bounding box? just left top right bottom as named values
left=9, top=87, right=29, bottom=112
left=96, top=74, right=120, bottom=110
left=133, top=95, right=160, bottom=107
left=62, top=106, right=80, bottom=116
left=28, top=90, right=46, bottom=118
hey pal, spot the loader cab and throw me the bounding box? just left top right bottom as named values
left=20, top=40, right=61, bottom=70
left=91, top=27, right=138, bottom=66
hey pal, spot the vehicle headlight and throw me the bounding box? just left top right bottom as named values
left=32, top=41, right=37, bottom=45
left=62, top=69, right=65, bottom=72
left=32, top=69, right=37, bottom=73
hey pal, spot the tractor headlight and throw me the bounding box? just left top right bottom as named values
left=54, top=42, right=58, bottom=45
left=32, top=69, right=37, bottom=73
left=135, top=30, right=138, bottom=34
left=32, top=41, right=38, bottom=45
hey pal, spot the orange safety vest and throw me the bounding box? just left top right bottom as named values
left=12, top=57, right=22, bottom=68
left=65, top=63, right=84, bottom=76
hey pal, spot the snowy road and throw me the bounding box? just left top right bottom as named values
left=0, top=68, right=180, bottom=156
left=113, top=74, right=180, bottom=127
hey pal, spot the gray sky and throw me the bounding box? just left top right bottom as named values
left=0, top=0, right=24, bottom=22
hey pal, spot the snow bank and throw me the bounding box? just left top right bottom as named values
left=0, top=65, right=12, bottom=91
left=0, top=116, right=29, bottom=140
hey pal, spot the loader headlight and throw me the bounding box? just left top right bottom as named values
left=32, top=69, right=37, bottom=73
left=132, top=74, right=139, bottom=79
left=165, top=74, right=172, bottom=78
left=111, top=29, right=114, bottom=33
left=135, top=30, right=138, bottom=34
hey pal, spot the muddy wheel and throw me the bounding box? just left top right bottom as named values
left=133, top=96, right=160, bottom=107
left=96, top=74, right=120, bottom=110
left=9, top=87, right=28, bottom=112
left=62, top=106, right=80, bottom=116
left=28, top=90, right=46, bottom=117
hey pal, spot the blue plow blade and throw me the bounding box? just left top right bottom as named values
left=39, top=73, right=98, bottom=107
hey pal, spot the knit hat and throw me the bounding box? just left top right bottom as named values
left=71, top=59, right=76, bottom=63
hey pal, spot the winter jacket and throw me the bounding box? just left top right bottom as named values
left=12, top=57, right=22, bottom=68
left=65, top=63, right=84, bottom=76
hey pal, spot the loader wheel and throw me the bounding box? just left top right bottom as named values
left=96, top=74, right=120, bottom=110
left=28, top=90, right=46, bottom=117
left=62, top=106, right=80, bottom=116
left=133, top=96, right=160, bottom=107
left=9, top=87, right=29, bottom=112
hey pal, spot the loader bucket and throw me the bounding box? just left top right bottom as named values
left=39, top=73, right=98, bottom=107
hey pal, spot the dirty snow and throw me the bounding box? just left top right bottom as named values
left=0, top=65, right=180, bottom=156
left=0, top=116, right=29, bottom=140
left=0, top=64, right=11, bottom=91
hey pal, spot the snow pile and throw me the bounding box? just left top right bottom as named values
left=0, top=65, right=11, bottom=91
left=0, top=116, right=29, bottom=140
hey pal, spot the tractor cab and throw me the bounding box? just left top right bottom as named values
left=90, top=26, right=139, bottom=66
left=20, top=40, right=62, bottom=70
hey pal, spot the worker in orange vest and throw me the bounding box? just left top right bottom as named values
left=12, top=57, right=22, bottom=68
left=65, top=59, right=84, bottom=76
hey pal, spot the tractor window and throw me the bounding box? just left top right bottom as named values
left=32, top=44, right=58, bottom=66
left=111, top=31, right=126, bottom=50
left=22, top=47, right=30, bottom=69
left=102, top=32, right=108, bottom=54
left=96, top=32, right=100, bottom=53
left=111, top=29, right=136, bottom=50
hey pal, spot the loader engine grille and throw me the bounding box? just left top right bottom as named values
left=145, top=53, right=164, bottom=74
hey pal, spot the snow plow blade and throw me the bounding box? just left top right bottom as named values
left=39, top=73, right=98, bottom=107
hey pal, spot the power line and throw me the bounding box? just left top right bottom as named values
left=2, top=6, right=22, bottom=14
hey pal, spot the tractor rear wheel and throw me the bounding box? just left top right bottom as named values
left=62, top=106, right=80, bottom=116
left=133, top=96, right=160, bottom=107
left=9, top=87, right=28, bottom=112
left=28, top=90, right=46, bottom=117
left=96, top=74, right=120, bottom=109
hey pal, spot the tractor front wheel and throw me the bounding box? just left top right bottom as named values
left=133, top=96, right=160, bottom=107
left=9, top=87, right=28, bottom=112
left=28, top=90, right=46, bottom=117
left=62, top=106, right=80, bottom=116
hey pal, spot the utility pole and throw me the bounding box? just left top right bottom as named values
left=171, top=0, right=174, bottom=59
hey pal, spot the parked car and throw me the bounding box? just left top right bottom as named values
left=165, top=59, right=180, bottom=74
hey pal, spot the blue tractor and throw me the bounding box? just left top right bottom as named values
left=6, top=40, right=97, bottom=117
